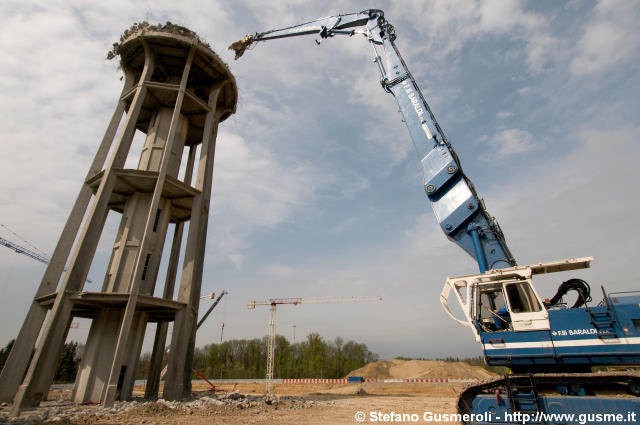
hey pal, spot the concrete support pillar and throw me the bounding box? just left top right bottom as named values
left=163, top=82, right=223, bottom=400
left=102, top=46, right=196, bottom=406
left=11, top=43, right=156, bottom=413
left=0, top=67, right=136, bottom=404
left=71, top=308, right=120, bottom=402
left=145, top=146, right=197, bottom=399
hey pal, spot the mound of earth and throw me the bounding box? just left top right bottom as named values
left=347, top=359, right=495, bottom=380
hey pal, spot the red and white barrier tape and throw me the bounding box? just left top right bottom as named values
left=281, top=378, right=450, bottom=383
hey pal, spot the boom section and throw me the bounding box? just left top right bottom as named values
left=230, top=10, right=515, bottom=271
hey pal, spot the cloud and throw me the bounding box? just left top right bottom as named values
left=213, top=132, right=322, bottom=227
left=261, top=263, right=299, bottom=278
left=485, top=123, right=640, bottom=282
left=569, top=0, right=640, bottom=76
left=390, top=0, right=557, bottom=73
left=339, top=172, right=370, bottom=200
left=481, top=128, right=536, bottom=161
left=0, top=5, right=121, bottom=259
left=330, top=216, right=359, bottom=234
left=207, top=132, right=330, bottom=265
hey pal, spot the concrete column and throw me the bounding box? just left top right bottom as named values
left=11, top=43, right=156, bottom=413
left=163, top=82, right=223, bottom=400
left=145, top=145, right=197, bottom=399
left=119, top=311, right=149, bottom=400
left=0, top=67, right=136, bottom=404
left=71, top=308, right=120, bottom=402
left=102, top=46, right=196, bottom=406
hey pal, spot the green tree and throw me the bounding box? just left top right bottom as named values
left=136, top=352, right=151, bottom=380
left=54, top=342, right=81, bottom=383
left=0, top=339, right=15, bottom=373
left=190, top=334, right=377, bottom=379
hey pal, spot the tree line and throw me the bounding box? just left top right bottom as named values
left=188, top=333, right=378, bottom=379
left=0, top=339, right=81, bottom=383
left=2, top=334, right=377, bottom=383
left=4, top=335, right=514, bottom=383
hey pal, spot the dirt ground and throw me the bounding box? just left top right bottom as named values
left=68, top=382, right=465, bottom=425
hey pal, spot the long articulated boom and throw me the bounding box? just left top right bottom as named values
left=230, top=10, right=515, bottom=272
left=232, top=10, right=640, bottom=422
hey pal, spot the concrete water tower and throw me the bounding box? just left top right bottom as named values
left=0, top=23, right=237, bottom=410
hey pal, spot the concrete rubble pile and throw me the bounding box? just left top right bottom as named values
left=0, top=392, right=316, bottom=424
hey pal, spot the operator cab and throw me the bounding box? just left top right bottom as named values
left=476, top=279, right=546, bottom=332
left=439, top=258, right=592, bottom=342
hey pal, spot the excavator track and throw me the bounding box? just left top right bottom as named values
left=457, top=371, right=640, bottom=424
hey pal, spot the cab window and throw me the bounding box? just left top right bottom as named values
left=476, top=285, right=510, bottom=331
left=505, top=281, right=542, bottom=313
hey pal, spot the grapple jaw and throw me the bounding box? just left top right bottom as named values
left=228, top=34, right=255, bottom=60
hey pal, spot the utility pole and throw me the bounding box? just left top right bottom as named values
left=247, top=296, right=382, bottom=394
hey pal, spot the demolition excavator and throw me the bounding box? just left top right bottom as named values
left=230, top=9, right=640, bottom=423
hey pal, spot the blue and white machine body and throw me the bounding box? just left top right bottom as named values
left=230, top=5, right=640, bottom=373
left=229, top=8, right=640, bottom=422
left=441, top=257, right=640, bottom=372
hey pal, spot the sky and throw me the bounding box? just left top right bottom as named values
left=0, top=0, right=639, bottom=361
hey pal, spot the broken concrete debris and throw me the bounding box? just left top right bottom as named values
left=0, top=393, right=315, bottom=424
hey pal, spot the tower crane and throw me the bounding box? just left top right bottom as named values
left=247, top=295, right=382, bottom=393
left=0, top=230, right=92, bottom=283
left=0, top=236, right=49, bottom=265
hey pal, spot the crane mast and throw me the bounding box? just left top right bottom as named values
left=247, top=296, right=382, bottom=393
left=230, top=10, right=515, bottom=273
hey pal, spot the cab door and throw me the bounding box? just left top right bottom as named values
left=504, top=280, right=550, bottom=331
left=484, top=280, right=555, bottom=366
